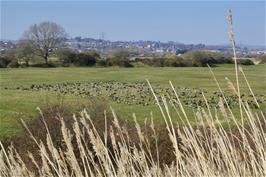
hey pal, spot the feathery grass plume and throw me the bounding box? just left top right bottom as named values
left=227, top=9, right=245, bottom=137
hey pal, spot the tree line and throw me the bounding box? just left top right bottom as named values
left=0, top=21, right=260, bottom=68
left=1, top=48, right=257, bottom=68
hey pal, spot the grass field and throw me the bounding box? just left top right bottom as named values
left=0, top=64, right=265, bottom=138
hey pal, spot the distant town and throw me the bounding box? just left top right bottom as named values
left=1, top=37, right=265, bottom=58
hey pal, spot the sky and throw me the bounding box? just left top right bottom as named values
left=1, top=1, right=265, bottom=46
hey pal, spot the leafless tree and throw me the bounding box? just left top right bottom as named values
left=22, top=21, right=67, bottom=64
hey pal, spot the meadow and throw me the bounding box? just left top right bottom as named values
left=0, top=64, right=265, bottom=138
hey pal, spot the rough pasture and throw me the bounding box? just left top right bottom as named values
left=0, top=64, right=265, bottom=138
left=4, top=81, right=266, bottom=108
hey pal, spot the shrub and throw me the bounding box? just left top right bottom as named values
left=139, top=57, right=184, bottom=67
left=107, top=57, right=133, bottom=67
left=26, top=97, right=112, bottom=146
left=73, top=51, right=100, bottom=66
left=237, top=59, right=254, bottom=65
left=7, top=60, right=19, bottom=68
left=57, top=50, right=100, bottom=67
left=0, top=54, right=19, bottom=68
left=210, top=53, right=233, bottom=64
left=136, top=58, right=152, bottom=66
left=107, top=50, right=133, bottom=67
left=188, top=51, right=216, bottom=66
left=0, top=56, right=11, bottom=68
left=164, top=56, right=185, bottom=67
left=57, top=48, right=77, bottom=65
left=96, top=59, right=108, bottom=67
left=152, top=58, right=165, bottom=67
left=75, top=52, right=97, bottom=66
left=1, top=97, right=116, bottom=171
left=109, top=58, right=134, bottom=67
left=139, top=58, right=165, bottom=67
left=183, top=51, right=232, bottom=67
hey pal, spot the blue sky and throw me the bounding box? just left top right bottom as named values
left=1, top=1, right=265, bottom=46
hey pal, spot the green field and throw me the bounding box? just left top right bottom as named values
left=0, top=64, right=265, bottom=138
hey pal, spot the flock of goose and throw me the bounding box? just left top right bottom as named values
left=6, top=81, right=266, bottom=109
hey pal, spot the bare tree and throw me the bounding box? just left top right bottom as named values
left=22, top=21, right=67, bottom=65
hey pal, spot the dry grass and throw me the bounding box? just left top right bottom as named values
left=1, top=9, right=266, bottom=177
left=0, top=94, right=265, bottom=176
